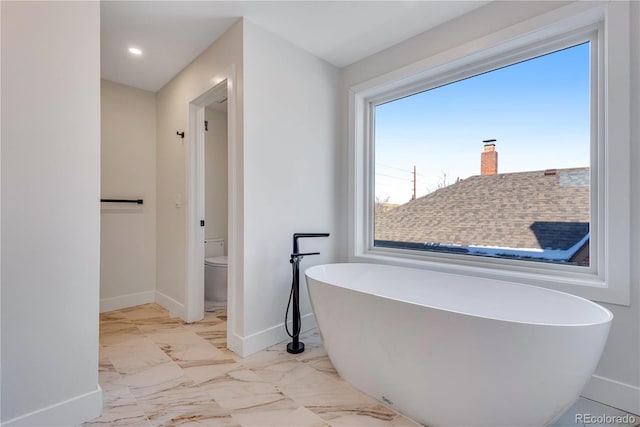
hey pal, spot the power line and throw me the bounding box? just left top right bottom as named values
left=375, top=163, right=413, bottom=174
left=375, top=172, right=410, bottom=181
left=377, top=162, right=428, bottom=179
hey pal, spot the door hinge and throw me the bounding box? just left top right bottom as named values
left=200, top=220, right=205, bottom=227
left=204, top=120, right=208, bottom=131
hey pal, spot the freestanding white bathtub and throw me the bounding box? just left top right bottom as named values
left=305, top=263, right=612, bottom=427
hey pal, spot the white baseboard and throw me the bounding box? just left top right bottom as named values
left=155, top=290, right=185, bottom=319
left=582, top=374, right=640, bottom=416
left=227, top=330, right=244, bottom=356
left=100, top=290, right=154, bottom=313
left=1, top=387, right=102, bottom=427
left=234, top=312, right=317, bottom=358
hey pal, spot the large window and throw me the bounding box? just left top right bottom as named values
left=349, top=2, right=631, bottom=305
left=373, top=42, right=591, bottom=267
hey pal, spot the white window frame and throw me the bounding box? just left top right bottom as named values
left=348, top=2, right=630, bottom=305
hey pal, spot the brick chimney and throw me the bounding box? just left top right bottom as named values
left=481, top=139, right=498, bottom=175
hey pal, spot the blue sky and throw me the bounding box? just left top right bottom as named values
left=375, top=42, right=590, bottom=204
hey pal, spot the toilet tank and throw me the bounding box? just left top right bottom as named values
left=205, top=238, right=225, bottom=258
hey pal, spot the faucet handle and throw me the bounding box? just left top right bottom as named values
left=290, top=252, right=320, bottom=263
left=291, top=252, right=320, bottom=257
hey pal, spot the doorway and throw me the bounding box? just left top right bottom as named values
left=186, top=69, right=241, bottom=355
left=203, top=96, right=228, bottom=311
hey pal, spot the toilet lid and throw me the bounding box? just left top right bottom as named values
left=205, top=256, right=228, bottom=267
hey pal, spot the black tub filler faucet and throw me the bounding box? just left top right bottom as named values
left=285, top=233, right=330, bottom=354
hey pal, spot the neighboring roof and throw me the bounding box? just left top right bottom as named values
left=375, top=168, right=589, bottom=255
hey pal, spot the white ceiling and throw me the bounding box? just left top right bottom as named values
left=101, top=1, right=489, bottom=92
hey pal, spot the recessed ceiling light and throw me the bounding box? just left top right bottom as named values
left=128, top=47, right=142, bottom=56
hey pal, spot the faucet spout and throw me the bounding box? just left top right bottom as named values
left=293, top=233, right=330, bottom=253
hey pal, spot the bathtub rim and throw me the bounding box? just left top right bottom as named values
left=305, top=262, right=613, bottom=328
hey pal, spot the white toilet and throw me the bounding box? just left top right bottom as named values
left=204, top=238, right=228, bottom=310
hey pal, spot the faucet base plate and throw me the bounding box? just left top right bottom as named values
left=287, top=341, right=305, bottom=354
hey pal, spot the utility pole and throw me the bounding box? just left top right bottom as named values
left=412, top=165, right=417, bottom=200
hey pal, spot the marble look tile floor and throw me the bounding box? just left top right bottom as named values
left=85, top=303, right=638, bottom=427
left=85, top=304, right=417, bottom=427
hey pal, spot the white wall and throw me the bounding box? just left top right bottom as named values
left=0, top=2, right=3, bottom=422
left=585, top=0, right=640, bottom=413
left=100, top=80, right=157, bottom=312
left=156, top=18, right=341, bottom=355
left=156, top=19, right=244, bottom=323
left=341, top=0, right=639, bottom=415
left=0, top=2, right=101, bottom=425
left=242, top=20, right=341, bottom=352
left=205, top=108, right=228, bottom=249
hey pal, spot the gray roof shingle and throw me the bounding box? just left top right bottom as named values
left=375, top=168, right=589, bottom=252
